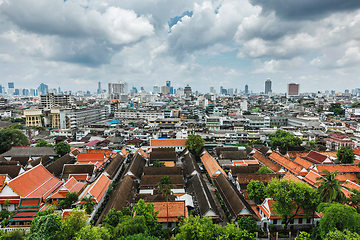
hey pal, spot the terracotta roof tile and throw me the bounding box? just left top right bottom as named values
left=268, top=152, right=307, bottom=176
left=303, top=170, right=323, bottom=187
left=343, top=180, right=360, bottom=192
left=87, top=149, right=112, bottom=158
left=253, top=151, right=281, bottom=173
left=200, top=150, right=227, bottom=178
left=304, top=150, right=333, bottom=164
left=232, top=160, right=259, bottom=166
left=294, top=157, right=313, bottom=170
left=150, top=139, right=186, bottom=147
left=315, top=164, right=360, bottom=174
left=77, top=153, right=105, bottom=163
left=282, top=172, right=303, bottom=183
left=78, top=173, right=111, bottom=203
left=150, top=201, right=188, bottom=222
left=287, top=152, right=308, bottom=159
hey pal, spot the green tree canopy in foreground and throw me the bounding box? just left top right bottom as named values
left=247, top=180, right=266, bottom=205
left=315, top=170, right=346, bottom=203
left=56, top=142, right=70, bottom=156
left=0, top=128, right=29, bottom=154
left=269, top=129, right=302, bottom=151
left=185, top=134, right=205, bottom=156
left=266, top=178, right=319, bottom=228
left=337, top=146, right=355, bottom=164
left=35, top=139, right=53, bottom=147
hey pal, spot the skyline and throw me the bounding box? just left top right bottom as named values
left=1, top=0, right=360, bottom=93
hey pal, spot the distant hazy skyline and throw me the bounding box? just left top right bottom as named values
left=1, top=0, right=360, bottom=94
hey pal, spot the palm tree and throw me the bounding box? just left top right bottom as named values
left=80, top=195, right=96, bottom=214
left=315, top=170, right=346, bottom=203
left=157, top=176, right=175, bottom=227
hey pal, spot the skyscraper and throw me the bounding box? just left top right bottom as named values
left=97, top=82, right=101, bottom=94
left=287, top=83, right=300, bottom=96
left=8, top=82, right=14, bottom=95
left=153, top=86, right=160, bottom=93
left=220, top=86, right=223, bottom=94
left=0, top=85, right=2, bottom=94
left=184, top=85, right=192, bottom=97
left=265, top=79, right=272, bottom=94
left=210, top=87, right=214, bottom=93
left=245, top=84, right=248, bottom=94
left=38, top=83, right=49, bottom=95
left=108, top=82, right=125, bottom=100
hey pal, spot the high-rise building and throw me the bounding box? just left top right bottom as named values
left=153, top=86, right=160, bottom=93
left=220, top=86, right=223, bottom=94
left=8, top=82, right=14, bottom=95
left=97, top=82, right=101, bottom=94
left=228, top=88, right=234, bottom=95
left=210, top=87, right=214, bottom=93
left=38, top=83, right=49, bottom=95
left=184, top=85, right=192, bottom=97
left=108, top=82, right=125, bottom=100
left=345, top=89, right=349, bottom=93
left=170, top=87, right=173, bottom=94
left=265, top=78, right=272, bottom=94
left=41, top=93, right=75, bottom=109
left=166, top=81, right=171, bottom=88
left=0, top=85, right=2, bottom=94
left=8, top=82, right=14, bottom=89
left=245, top=84, right=249, bottom=94
left=14, top=89, right=20, bottom=95
left=287, top=83, right=300, bottom=96
left=22, top=89, right=29, bottom=96
left=331, top=90, right=335, bottom=95
left=161, top=86, right=170, bottom=94
left=58, top=87, right=61, bottom=94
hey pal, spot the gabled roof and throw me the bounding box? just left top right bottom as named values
left=237, top=173, right=280, bottom=186
left=8, top=164, right=63, bottom=198
left=151, top=201, right=188, bottom=222
left=46, top=154, right=76, bottom=178
left=140, top=175, right=185, bottom=189
left=214, top=174, right=259, bottom=220
left=8, top=198, right=41, bottom=224
left=104, top=154, right=125, bottom=179
left=232, top=160, right=259, bottom=166
left=315, top=164, right=360, bottom=174
left=304, top=150, right=333, bottom=165
left=294, top=157, right=313, bottom=170
left=28, top=155, right=52, bottom=168
left=143, top=167, right=182, bottom=176
left=182, top=150, right=201, bottom=179
left=149, top=150, right=177, bottom=162
left=87, top=149, right=112, bottom=158
left=78, top=173, right=111, bottom=204
left=252, top=151, right=281, bottom=173
left=77, top=153, right=106, bottom=163
left=215, top=147, right=238, bottom=156
left=287, top=151, right=308, bottom=159
left=61, top=164, right=95, bottom=180
left=10, top=157, right=29, bottom=167
left=268, top=152, right=308, bottom=176
left=231, top=165, right=260, bottom=175
left=126, top=153, right=146, bottom=179
left=48, top=177, right=86, bottom=199
left=120, top=148, right=129, bottom=158
left=150, top=139, right=186, bottom=147
left=353, top=147, right=360, bottom=156
left=0, top=164, right=22, bottom=179
left=200, top=150, right=227, bottom=178
left=3, top=147, right=57, bottom=157
left=282, top=172, right=303, bottom=183
left=303, top=170, right=322, bottom=187
left=220, top=151, right=247, bottom=160
left=186, top=173, right=219, bottom=218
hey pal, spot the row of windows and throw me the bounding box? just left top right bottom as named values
left=272, top=218, right=311, bottom=225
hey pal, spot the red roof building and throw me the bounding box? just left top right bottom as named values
left=325, top=134, right=354, bottom=151
left=304, top=150, right=333, bottom=165
left=48, top=177, right=86, bottom=200
left=268, top=152, right=308, bottom=176
left=77, top=173, right=111, bottom=204
left=200, top=150, right=227, bottom=178
left=150, top=139, right=186, bottom=152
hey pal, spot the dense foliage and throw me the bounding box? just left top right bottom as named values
left=269, top=129, right=302, bottom=151
left=0, top=128, right=29, bottom=154
left=315, top=170, right=345, bottom=203
left=329, top=103, right=345, bottom=116
left=247, top=180, right=266, bottom=204
left=185, top=134, right=205, bottom=156
left=256, top=165, right=272, bottom=174
left=55, top=142, right=70, bottom=156
left=35, top=139, right=53, bottom=147
left=337, top=146, right=355, bottom=164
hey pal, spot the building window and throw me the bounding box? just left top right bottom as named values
left=306, top=218, right=311, bottom=224
left=273, top=219, right=277, bottom=225
left=298, top=218, right=303, bottom=224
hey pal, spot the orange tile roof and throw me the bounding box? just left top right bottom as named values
left=282, top=172, right=303, bottom=183
left=315, top=164, right=360, bottom=174
left=8, top=164, right=63, bottom=198
left=268, top=152, right=307, bottom=176
left=0, top=175, right=6, bottom=187
left=233, top=160, right=259, bottom=166
left=160, top=161, right=175, bottom=167
left=253, top=151, right=282, bottom=173
left=353, top=147, right=360, bottom=156
left=287, top=152, right=308, bottom=159
left=303, top=170, right=323, bottom=188
left=78, top=173, right=111, bottom=203
left=77, top=153, right=105, bottom=162
left=294, top=157, right=313, bottom=170
left=343, top=180, right=360, bottom=192
left=334, top=172, right=358, bottom=182
left=200, top=150, right=227, bottom=178
left=48, top=177, right=86, bottom=199
left=67, top=174, right=89, bottom=182
left=150, top=139, right=186, bottom=147
left=134, top=148, right=149, bottom=158
left=120, top=148, right=129, bottom=157
left=342, top=187, right=353, bottom=198
left=151, top=201, right=188, bottom=222
left=88, top=149, right=112, bottom=158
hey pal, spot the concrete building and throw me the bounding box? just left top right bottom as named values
left=245, top=84, right=248, bottom=94
left=288, top=83, right=300, bottom=96
left=40, top=93, right=75, bottom=110
left=184, top=85, right=192, bottom=97
left=59, top=108, right=107, bottom=129
left=161, top=86, right=170, bottom=94
left=24, top=109, right=42, bottom=127
left=108, top=82, right=125, bottom=100
left=265, top=79, right=272, bottom=94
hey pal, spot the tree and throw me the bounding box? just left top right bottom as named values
left=351, top=102, right=360, bottom=108
left=58, top=209, right=88, bottom=240
left=295, top=232, right=311, bottom=240
left=0, top=128, right=29, bottom=154
left=133, top=199, right=162, bottom=237
left=266, top=179, right=319, bottom=228
left=117, top=233, right=160, bottom=240
left=304, top=140, right=318, bottom=152
left=318, top=202, right=360, bottom=239
left=55, top=142, right=70, bottom=156
left=243, top=111, right=252, bottom=115
left=269, top=129, right=302, bottom=151
left=35, top=139, right=53, bottom=147
left=257, top=165, right=272, bottom=174
left=315, top=170, right=346, bottom=203
left=329, top=103, right=345, bottom=116
left=238, top=217, right=257, bottom=232
left=114, top=215, right=148, bottom=238
left=28, top=213, right=62, bottom=240
left=324, top=229, right=360, bottom=240
left=185, top=134, right=205, bottom=156
left=59, top=192, right=78, bottom=209
left=75, top=225, right=111, bottom=240
left=247, top=180, right=266, bottom=204
left=152, top=160, right=165, bottom=167
left=103, top=207, right=132, bottom=235
left=337, top=146, right=355, bottom=164
left=80, top=195, right=95, bottom=214
left=348, top=189, right=360, bottom=213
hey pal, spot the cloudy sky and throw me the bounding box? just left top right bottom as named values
left=1, top=0, right=360, bottom=94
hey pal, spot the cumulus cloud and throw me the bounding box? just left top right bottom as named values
left=252, top=57, right=305, bottom=73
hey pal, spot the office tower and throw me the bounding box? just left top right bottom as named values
left=265, top=78, right=272, bottom=94
left=235, top=89, right=237, bottom=95
left=22, top=89, right=29, bottom=96
left=58, top=87, right=61, bottom=94
left=345, top=89, right=349, bottom=93
left=124, top=82, right=128, bottom=94
left=0, top=85, right=2, bottom=94
left=287, top=83, right=300, bottom=96
left=210, top=87, right=214, bottom=93
left=228, top=88, right=234, bottom=95
left=166, top=81, right=171, bottom=88
left=8, top=82, right=14, bottom=95
left=220, top=86, right=223, bottom=94
left=140, top=87, right=145, bottom=91
left=97, top=82, right=101, bottom=94
left=161, top=86, right=170, bottom=94
left=153, top=86, right=160, bottom=93
left=331, top=90, right=335, bottom=95
left=184, top=85, right=192, bottom=97
left=14, top=89, right=20, bottom=95
left=245, top=84, right=249, bottom=94
left=170, top=87, right=173, bottom=94
left=108, top=82, right=125, bottom=100
left=38, top=83, right=49, bottom=95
